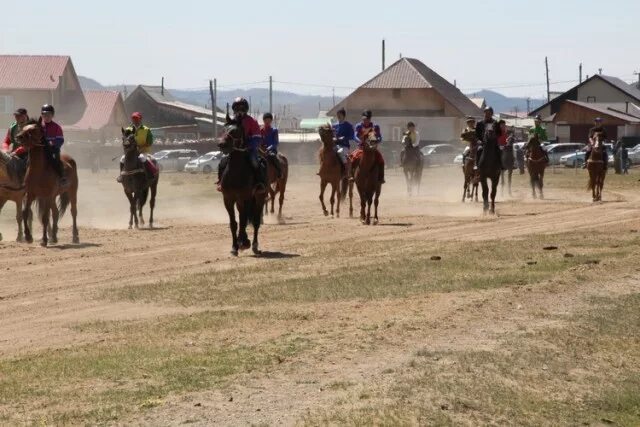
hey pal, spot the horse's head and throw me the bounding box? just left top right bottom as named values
left=121, top=127, right=139, bottom=156
left=219, top=114, right=244, bottom=153
left=593, top=132, right=604, bottom=149
left=15, top=119, right=44, bottom=150
left=362, top=129, right=379, bottom=151
left=402, top=132, right=412, bottom=148
left=318, top=124, right=335, bottom=147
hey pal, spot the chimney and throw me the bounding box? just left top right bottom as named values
left=161, top=77, right=164, bottom=96
left=626, top=101, right=629, bottom=114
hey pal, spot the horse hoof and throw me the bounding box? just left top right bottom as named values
left=239, top=242, right=251, bottom=251
left=73, top=237, right=80, bottom=244
left=323, top=210, right=329, bottom=217
left=231, top=249, right=239, bottom=256
left=50, top=238, right=58, bottom=245
left=373, top=219, right=379, bottom=225
left=25, top=237, right=33, bottom=244
left=40, top=240, right=47, bottom=248
left=252, top=246, right=262, bottom=256
left=16, top=236, right=23, bottom=243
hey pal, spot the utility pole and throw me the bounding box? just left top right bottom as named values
left=526, top=98, right=531, bottom=114
left=545, top=57, right=550, bottom=103
left=579, top=63, right=583, bottom=83
left=382, top=39, right=386, bottom=71
left=598, top=68, right=603, bottom=75
left=332, top=88, right=336, bottom=108
left=161, top=76, right=164, bottom=96
left=454, top=79, right=457, bottom=88
left=635, top=71, right=640, bottom=89
left=269, top=75, right=273, bottom=114
left=209, top=79, right=217, bottom=140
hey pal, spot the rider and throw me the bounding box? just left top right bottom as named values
left=584, top=117, right=608, bottom=168
left=40, top=104, right=68, bottom=187
left=117, top=112, right=158, bottom=182
left=332, top=108, right=355, bottom=173
left=260, top=112, right=282, bottom=178
left=474, top=106, right=501, bottom=170
left=406, top=122, right=420, bottom=147
left=353, top=110, right=384, bottom=184
left=217, top=97, right=265, bottom=193
left=2, top=107, right=29, bottom=155
left=529, top=115, right=550, bottom=163
left=460, top=116, right=477, bottom=164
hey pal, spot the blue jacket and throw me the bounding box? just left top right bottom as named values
left=355, top=122, right=382, bottom=144
left=261, top=126, right=279, bottom=152
left=333, top=121, right=355, bottom=148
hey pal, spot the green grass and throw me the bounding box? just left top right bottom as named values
left=107, top=231, right=640, bottom=307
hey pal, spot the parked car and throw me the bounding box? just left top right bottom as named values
left=544, top=143, right=586, bottom=165
left=559, top=144, right=614, bottom=168
left=453, top=153, right=464, bottom=165
left=154, top=149, right=199, bottom=172
left=184, top=151, right=223, bottom=174
left=420, top=144, right=458, bottom=167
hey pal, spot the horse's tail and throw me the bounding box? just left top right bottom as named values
left=57, top=192, right=70, bottom=218
left=138, top=187, right=149, bottom=210
left=245, top=196, right=261, bottom=224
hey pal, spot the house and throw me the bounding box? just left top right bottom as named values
left=327, top=57, right=483, bottom=144
left=65, top=91, right=128, bottom=143
left=470, top=97, right=486, bottom=110
left=0, top=55, right=86, bottom=126
left=542, top=101, right=640, bottom=143
left=124, top=85, right=226, bottom=139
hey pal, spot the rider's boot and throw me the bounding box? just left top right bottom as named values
left=116, top=162, right=124, bottom=183
left=252, top=156, right=267, bottom=195
left=350, top=158, right=359, bottom=181
left=582, top=151, right=590, bottom=169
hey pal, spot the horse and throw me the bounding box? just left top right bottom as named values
left=524, top=135, right=548, bottom=199
left=400, top=133, right=423, bottom=196
left=317, top=125, right=350, bottom=217
left=477, top=128, right=502, bottom=215
left=0, top=152, right=28, bottom=241
left=461, top=130, right=479, bottom=203
left=120, top=128, right=159, bottom=229
left=353, top=130, right=382, bottom=225
left=219, top=116, right=266, bottom=256
left=262, top=149, right=288, bottom=222
left=16, top=119, right=79, bottom=246
left=500, top=137, right=516, bottom=197
left=587, top=132, right=606, bottom=202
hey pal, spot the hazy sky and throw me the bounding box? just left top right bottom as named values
left=3, top=0, right=638, bottom=98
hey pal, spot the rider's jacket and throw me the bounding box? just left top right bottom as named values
left=475, top=119, right=501, bottom=143
left=2, top=121, right=25, bottom=153
left=354, top=121, right=382, bottom=145
left=125, top=124, right=153, bottom=154
left=333, top=121, right=355, bottom=148
left=528, top=125, right=548, bottom=142
left=260, top=125, right=279, bottom=152
left=407, top=130, right=420, bottom=147
left=43, top=121, right=64, bottom=150
left=238, top=115, right=262, bottom=153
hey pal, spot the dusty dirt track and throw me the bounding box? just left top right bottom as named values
left=1, top=165, right=639, bottom=424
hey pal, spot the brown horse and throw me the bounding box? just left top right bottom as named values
left=354, top=130, right=382, bottom=225
left=219, top=116, right=265, bottom=256
left=262, top=150, right=288, bottom=222
left=0, top=152, right=28, bottom=241
left=120, top=128, right=159, bottom=229
left=318, top=125, right=351, bottom=217
left=400, top=134, right=423, bottom=196
left=461, top=139, right=479, bottom=203
left=17, top=120, right=79, bottom=246
left=587, top=132, right=606, bottom=202
left=524, top=135, right=548, bottom=199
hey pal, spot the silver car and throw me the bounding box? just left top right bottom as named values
left=154, top=149, right=199, bottom=172
left=184, top=151, right=223, bottom=174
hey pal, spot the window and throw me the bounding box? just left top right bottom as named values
left=392, top=127, right=402, bottom=141
left=0, top=95, right=14, bottom=114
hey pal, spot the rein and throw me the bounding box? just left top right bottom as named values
left=120, top=168, right=145, bottom=176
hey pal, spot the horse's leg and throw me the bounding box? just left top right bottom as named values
left=349, top=181, right=354, bottom=218
left=23, top=194, right=34, bottom=244
left=500, top=170, right=505, bottom=196
left=360, top=190, right=366, bottom=223
left=70, top=188, right=79, bottom=244
left=539, top=169, right=545, bottom=200
left=481, top=177, right=489, bottom=214
left=490, top=175, right=499, bottom=215
left=270, top=186, right=276, bottom=214
left=335, top=182, right=341, bottom=218
left=404, top=169, right=411, bottom=196
left=463, top=173, right=469, bottom=202
left=238, top=203, right=250, bottom=251
left=50, top=203, right=59, bottom=245
left=329, top=184, right=336, bottom=217
left=277, top=181, right=286, bottom=222
left=529, top=172, right=537, bottom=199
left=124, top=190, right=135, bottom=229
left=319, top=180, right=329, bottom=216
left=39, top=199, right=50, bottom=247
left=252, top=197, right=262, bottom=255
left=15, top=199, right=24, bottom=242
left=149, top=181, right=157, bottom=229
left=373, top=187, right=380, bottom=225
left=224, top=198, right=239, bottom=256
left=508, top=170, right=513, bottom=196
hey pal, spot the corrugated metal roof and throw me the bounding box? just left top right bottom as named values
left=330, top=58, right=482, bottom=118
left=566, top=101, right=640, bottom=123
left=0, top=55, right=70, bottom=89
left=66, top=91, right=123, bottom=130
left=135, top=85, right=223, bottom=117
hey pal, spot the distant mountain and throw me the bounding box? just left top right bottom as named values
left=78, top=76, right=545, bottom=118
left=466, top=90, right=545, bottom=115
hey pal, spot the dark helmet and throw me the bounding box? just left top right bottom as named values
left=534, top=114, right=543, bottom=121
left=465, top=116, right=476, bottom=123
left=336, top=108, right=346, bottom=116
left=362, top=110, right=373, bottom=119
left=41, top=104, right=55, bottom=115
left=263, top=112, right=273, bottom=120
left=407, top=121, right=416, bottom=128
left=484, top=106, right=494, bottom=114
left=231, top=97, right=249, bottom=113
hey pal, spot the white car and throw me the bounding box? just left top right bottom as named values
left=184, top=151, right=223, bottom=174
left=154, top=149, right=199, bottom=172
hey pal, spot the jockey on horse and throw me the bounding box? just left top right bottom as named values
left=332, top=108, right=355, bottom=176
left=117, top=112, right=158, bottom=182
left=217, top=97, right=266, bottom=194
left=260, top=112, right=282, bottom=178
left=2, top=107, right=30, bottom=182
left=401, top=121, right=422, bottom=162
left=351, top=110, right=385, bottom=184
left=584, top=117, right=609, bottom=169
left=475, top=107, right=502, bottom=170
left=460, top=116, right=478, bottom=165
left=529, top=115, right=550, bottom=163
left=40, top=104, right=69, bottom=188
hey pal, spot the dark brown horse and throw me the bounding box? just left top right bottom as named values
left=354, top=130, right=382, bottom=225
left=318, top=125, right=350, bottom=217
left=587, top=132, right=606, bottom=202
left=0, top=151, right=28, bottom=241
left=400, top=134, right=423, bottom=196
left=524, top=135, right=548, bottom=199
left=17, top=120, right=79, bottom=246
left=478, top=127, right=501, bottom=215
left=219, top=116, right=266, bottom=256
left=120, top=128, right=159, bottom=229
left=263, top=149, right=288, bottom=222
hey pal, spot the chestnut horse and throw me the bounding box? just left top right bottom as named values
left=587, top=132, right=606, bottom=202
left=354, top=130, right=382, bottom=225
left=318, top=125, right=350, bottom=217
left=17, top=120, right=79, bottom=246
left=524, top=135, right=548, bottom=199
left=0, top=152, right=28, bottom=241
left=219, top=116, right=265, bottom=256
left=120, top=128, right=159, bottom=229
left=263, top=150, right=288, bottom=222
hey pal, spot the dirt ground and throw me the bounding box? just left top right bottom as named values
left=1, top=165, right=639, bottom=425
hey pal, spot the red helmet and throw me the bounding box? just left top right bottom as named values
left=131, top=112, right=142, bottom=120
